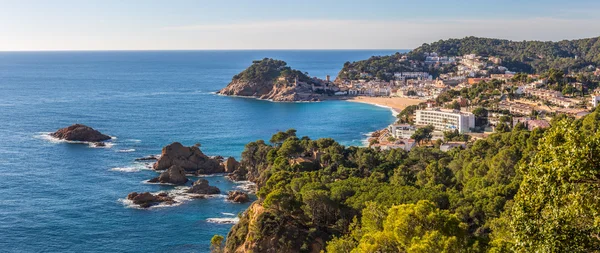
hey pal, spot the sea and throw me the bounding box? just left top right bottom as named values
left=0, top=50, right=403, bottom=252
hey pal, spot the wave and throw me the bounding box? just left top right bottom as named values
left=195, top=173, right=228, bottom=178
left=222, top=212, right=235, bottom=216
left=110, top=163, right=152, bottom=172
left=234, top=181, right=257, bottom=193
left=117, top=149, right=136, bottom=153
left=89, top=142, right=114, bottom=148
left=206, top=217, right=239, bottom=224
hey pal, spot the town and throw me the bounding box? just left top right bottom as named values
left=306, top=52, right=600, bottom=151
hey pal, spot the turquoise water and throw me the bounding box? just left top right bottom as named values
left=0, top=50, right=401, bottom=252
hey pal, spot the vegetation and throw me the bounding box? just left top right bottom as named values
left=410, top=36, right=600, bottom=73
left=232, top=58, right=313, bottom=84
left=221, top=107, right=600, bottom=252
left=337, top=37, right=600, bottom=82
left=396, top=104, right=422, bottom=124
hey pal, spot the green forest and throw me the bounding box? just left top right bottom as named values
left=410, top=36, right=600, bottom=73
left=232, top=58, right=313, bottom=84
left=214, top=107, right=600, bottom=252
left=336, top=36, right=600, bottom=80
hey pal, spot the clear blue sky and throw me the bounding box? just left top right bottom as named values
left=1, top=0, right=599, bottom=50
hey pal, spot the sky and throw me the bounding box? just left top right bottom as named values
left=1, top=0, right=600, bottom=50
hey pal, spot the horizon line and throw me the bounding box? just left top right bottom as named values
left=0, top=48, right=412, bottom=53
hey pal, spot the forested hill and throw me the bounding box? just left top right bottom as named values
left=409, top=36, right=600, bottom=73
left=217, top=108, right=600, bottom=252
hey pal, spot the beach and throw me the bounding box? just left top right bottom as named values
left=345, top=96, right=423, bottom=116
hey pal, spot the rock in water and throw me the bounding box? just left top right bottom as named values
left=186, top=179, right=221, bottom=194
left=222, top=157, right=240, bottom=173
left=52, top=124, right=111, bottom=142
left=217, top=58, right=327, bottom=102
left=126, top=192, right=175, bottom=208
left=227, top=190, right=250, bottom=203
left=153, top=142, right=223, bottom=174
left=148, top=165, right=188, bottom=185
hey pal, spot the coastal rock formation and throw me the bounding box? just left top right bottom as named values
left=225, top=202, right=324, bottom=253
left=148, top=165, right=188, bottom=185
left=153, top=142, right=223, bottom=174
left=227, top=190, right=250, bottom=203
left=222, top=157, right=240, bottom=173
left=217, top=58, right=333, bottom=102
left=126, top=192, right=175, bottom=208
left=51, top=124, right=111, bottom=142
left=186, top=179, right=221, bottom=195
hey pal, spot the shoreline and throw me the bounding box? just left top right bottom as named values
left=342, top=96, right=423, bottom=117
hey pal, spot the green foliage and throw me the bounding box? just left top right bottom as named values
left=411, top=125, right=435, bottom=145
left=233, top=58, right=312, bottom=83
left=222, top=114, right=600, bottom=252
left=510, top=119, right=600, bottom=252
left=410, top=36, right=600, bottom=73
left=396, top=104, right=422, bottom=124
left=351, top=200, right=467, bottom=253
left=210, top=234, right=224, bottom=253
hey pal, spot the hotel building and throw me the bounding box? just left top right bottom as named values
left=415, top=109, right=475, bottom=133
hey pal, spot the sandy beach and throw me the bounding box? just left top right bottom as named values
left=345, top=96, right=423, bottom=116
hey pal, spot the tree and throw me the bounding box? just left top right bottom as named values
left=411, top=125, right=434, bottom=146
left=510, top=119, right=600, bottom=252
left=269, top=128, right=297, bottom=146
left=210, top=235, right=224, bottom=253
left=353, top=200, right=467, bottom=252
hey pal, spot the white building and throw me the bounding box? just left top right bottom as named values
left=388, top=124, right=417, bottom=139
left=415, top=109, right=475, bottom=133
left=592, top=95, right=600, bottom=107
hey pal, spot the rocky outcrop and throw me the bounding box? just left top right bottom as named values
left=227, top=191, right=250, bottom=203
left=153, top=142, right=223, bottom=174
left=148, top=165, right=188, bottom=185
left=185, top=179, right=221, bottom=195
left=222, top=157, right=240, bottom=173
left=51, top=124, right=111, bottom=142
left=225, top=202, right=325, bottom=253
left=217, top=58, right=330, bottom=102
left=126, top=192, right=176, bottom=208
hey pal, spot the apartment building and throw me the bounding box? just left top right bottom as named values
left=415, top=109, right=475, bottom=133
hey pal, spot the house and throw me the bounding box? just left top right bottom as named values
left=497, top=101, right=535, bottom=115
left=440, top=142, right=467, bottom=152
left=372, top=139, right=416, bottom=151
left=388, top=124, right=417, bottom=139
left=526, top=120, right=551, bottom=130
left=592, top=95, right=600, bottom=107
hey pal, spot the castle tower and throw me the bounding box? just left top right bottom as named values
left=326, top=75, right=330, bottom=82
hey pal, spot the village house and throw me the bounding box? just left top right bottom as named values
left=388, top=124, right=417, bottom=139
left=497, top=101, right=535, bottom=115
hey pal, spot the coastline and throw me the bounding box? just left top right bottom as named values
left=342, top=96, right=422, bottom=117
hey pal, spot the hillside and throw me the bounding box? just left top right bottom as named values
left=410, top=36, right=600, bottom=73
left=218, top=58, right=329, bottom=102
left=337, top=36, right=600, bottom=79
left=216, top=108, right=600, bottom=252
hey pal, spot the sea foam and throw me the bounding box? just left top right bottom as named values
left=206, top=217, right=239, bottom=224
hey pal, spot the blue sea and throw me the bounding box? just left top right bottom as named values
left=0, top=50, right=401, bottom=252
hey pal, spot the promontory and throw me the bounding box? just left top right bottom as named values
left=217, top=58, right=338, bottom=102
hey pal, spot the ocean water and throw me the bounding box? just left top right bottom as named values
left=0, top=50, right=401, bottom=252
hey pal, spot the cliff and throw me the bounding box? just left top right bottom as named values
left=218, top=58, right=333, bottom=102
left=225, top=202, right=324, bottom=253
